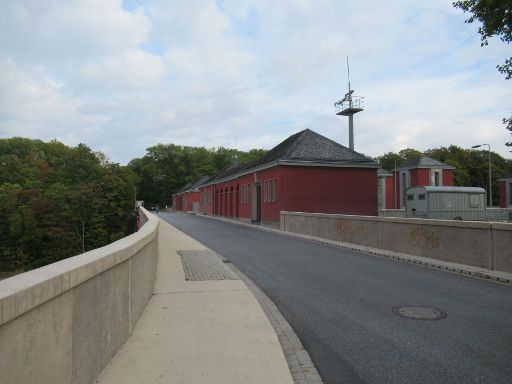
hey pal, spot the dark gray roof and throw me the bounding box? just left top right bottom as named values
left=173, top=176, right=212, bottom=196
left=189, top=175, right=211, bottom=191
left=173, top=182, right=192, bottom=195
left=498, top=174, right=512, bottom=181
left=398, top=155, right=454, bottom=170
left=207, top=128, right=378, bottom=183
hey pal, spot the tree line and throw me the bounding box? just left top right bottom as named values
left=0, top=138, right=137, bottom=277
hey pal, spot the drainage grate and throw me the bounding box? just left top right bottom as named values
left=177, top=250, right=238, bottom=281
left=392, top=305, right=447, bottom=321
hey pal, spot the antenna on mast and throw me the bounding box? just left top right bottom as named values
left=334, top=55, right=364, bottom=151
left=347, top=55, right=351, bottom=92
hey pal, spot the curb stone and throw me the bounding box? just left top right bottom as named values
left=216, top=253, right=324, bottom=384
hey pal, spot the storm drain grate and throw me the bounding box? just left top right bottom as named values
left=177, top=250, right=238, bottom=281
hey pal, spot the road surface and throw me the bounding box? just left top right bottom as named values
left=161, top=212, right=512, bottom=384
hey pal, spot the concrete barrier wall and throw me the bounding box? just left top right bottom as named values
left=281, top=211, right=512, bottom=273
left=0, top=207, right=159, bottom=384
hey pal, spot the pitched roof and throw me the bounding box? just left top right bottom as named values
left=173, top=182, right=192, bottom=195
left=173, top=175, right=212, bottom=196
left=206, top=128, right=378, bottom=184
left=498, top=173, right=512, bottom=181
left=189, top=175, right=211, bottom=190
left=397, top=155, right=454, bottom=170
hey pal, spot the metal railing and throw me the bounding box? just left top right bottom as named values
left=334, top=95, right=364, bottom=113
left=379, top=208, right=512, bottom=222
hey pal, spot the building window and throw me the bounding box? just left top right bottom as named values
left=431, top=169, right=442, bottom=186
left=272, top=179, right=277, bottom=202
left=418, top=194, right=426, bottom=200
left=407, top=194, right=414, bottom=201
left=469, top=194, right=480, bottom=208
left=434, top=172, right=440, bottom=186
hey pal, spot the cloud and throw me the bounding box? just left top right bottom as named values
left=0, top=0, right=510, bottom=164
left=0, top=60, right=109, bottom=143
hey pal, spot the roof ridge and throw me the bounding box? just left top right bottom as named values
left=282, top=128, right=310, bottom=159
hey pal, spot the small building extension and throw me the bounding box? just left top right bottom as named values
left=380, top=155, right=455, bottom=209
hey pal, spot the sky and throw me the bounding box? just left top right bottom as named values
left=0, top=0, right=511, bottom=164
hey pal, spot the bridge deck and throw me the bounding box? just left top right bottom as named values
left=97, top=218, right=292, bottom=384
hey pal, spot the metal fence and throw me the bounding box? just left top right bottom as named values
left=485, top=208, right=512, bottom=222
left=379, top=208, right=512, bottom=222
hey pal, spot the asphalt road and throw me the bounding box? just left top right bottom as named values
left=160, top=212, right=512, bottom=384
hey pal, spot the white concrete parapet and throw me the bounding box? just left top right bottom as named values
left=281, top=211, right=512, bottom=273
left=0, top=207, right=159, bottom=384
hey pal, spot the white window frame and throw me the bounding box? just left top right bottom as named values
left=431, top=169, right=443, bottom=186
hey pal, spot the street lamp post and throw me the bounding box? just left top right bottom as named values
left=472, top=144, right=492, bottom=207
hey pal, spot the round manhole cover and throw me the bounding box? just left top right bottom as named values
left=392, top=305, right=446, bottom=321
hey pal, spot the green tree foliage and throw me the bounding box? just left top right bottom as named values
left=453, top=0, right=512, bottom=145
left=377, top=148, right=422, bottom=171
left=0, top=138, right=137, bottom=275
left=129, top=145, right=267, bottom=207
left=377, top=145, right=512, bottom=205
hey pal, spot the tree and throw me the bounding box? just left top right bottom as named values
left=0, top=138, right=137, bottom=274
left=453, top=0, right=512, bottom=145
left=377, top=148, right=422, bottom=171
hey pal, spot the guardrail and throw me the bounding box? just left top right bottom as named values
left=0, top=207, right=159, bottom=384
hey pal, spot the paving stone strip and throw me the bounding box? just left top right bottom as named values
left=177, top=249, right=239, bottom=281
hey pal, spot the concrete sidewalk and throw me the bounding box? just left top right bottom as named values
left=97, top=218, right=293, bottom=384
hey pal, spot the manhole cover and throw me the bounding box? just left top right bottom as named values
left=392, top=305, right=446, bottom=321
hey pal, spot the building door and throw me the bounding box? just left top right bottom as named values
left=251, top=182, right=261, bottom=223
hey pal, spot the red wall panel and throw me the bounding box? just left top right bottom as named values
left=443, top=169, right=454, bottom=186
left=499, top=181, right=507, bottom=208
left=256, top=167, right=283, bottom=223
left=385, top=176, right=396, bottom=209
left=281, top=166, right=377, bottom=216
left=416, top=169, right=431, bottom=186
left=237, top=174, right=254, bottom=220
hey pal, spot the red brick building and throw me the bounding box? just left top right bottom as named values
left=379, top=155, right=455, bottom=209
left=172, top=176, right=210, bottom=213
left=173, top=129, right=379, bottom=225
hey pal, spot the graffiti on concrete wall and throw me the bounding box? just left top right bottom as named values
left=408, top=226, right=440, bottom=249
left=335, top=221, right=368, bottom=243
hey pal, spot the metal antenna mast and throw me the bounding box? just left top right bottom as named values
left=347, top=55, right=351, bottom=92
left=334, top=56, right=364, bottom=151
